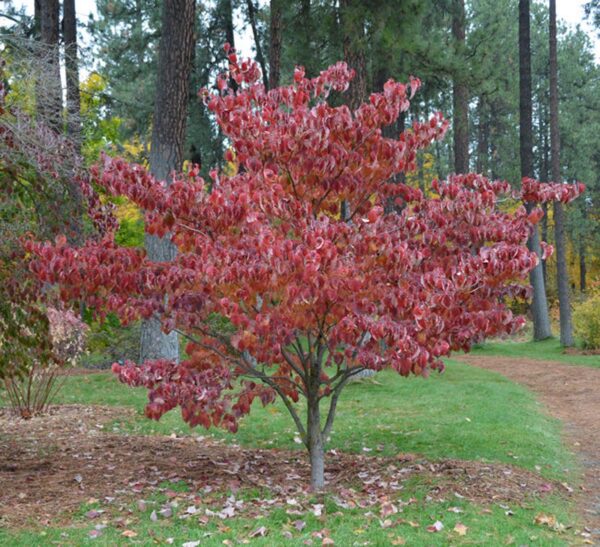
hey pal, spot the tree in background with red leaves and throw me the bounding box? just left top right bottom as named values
left=28, top=50, right=584, bottom=490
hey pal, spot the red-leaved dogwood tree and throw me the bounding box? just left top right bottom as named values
left=28, top=51, right=584, bottom=489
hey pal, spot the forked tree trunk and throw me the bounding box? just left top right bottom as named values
left=549, top=0, right=574, bottom=346
left=140, top=0, right=195, bottom=363
left=519, top=0, right=552, bottom=340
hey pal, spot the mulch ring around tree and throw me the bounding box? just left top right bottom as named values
left=0, top=404, right=568, bottom=529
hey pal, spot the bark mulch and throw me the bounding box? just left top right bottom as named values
left=0, top=404, right=562, bottom=529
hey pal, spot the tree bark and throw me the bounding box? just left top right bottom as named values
left=340, top=0, right=367, bottom=111
left=38, top=0, right=62, bottom=130
left=221, top=0, right=238, bottom=92
left=476, top=96, right=489, bottom=175
left=549, top=0, right=574, bottom=346
left=452, top=0, right=469, bottom=173
left=268, top=0, right=282, bottom=89
left=140, top=0, right=195, bottom=363
left=245, top=0, right=269, bottom=89
left=307, top=395, right=325, bottom=491
left=519, top=0, right=552, bottom=340
left=63, top=0, right=81, bottom=143
left=579, top=243, right=586, bottom=292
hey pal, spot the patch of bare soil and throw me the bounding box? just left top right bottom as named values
left=0, top=404, right=560, bottom=529
left=459, top=354, right=600, bottom=541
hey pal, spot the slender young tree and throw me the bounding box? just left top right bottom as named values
left=519, top=0, right=552, bottom=340
left=245, top=0, right=268, bottom=88
left=452, top=0, right=469, bottom=173
left=140, top=0, right=196, bottom=362
left=549, top=0, right=574, bottom=346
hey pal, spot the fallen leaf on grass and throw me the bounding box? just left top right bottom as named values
left=249, top=526, right=268, bottom=538
left=181, top=541, right=200, bottom=547
left=380, top=502, right=398, bottom=518
left=121, top=530, right=138, bottom=538
left=312, top=504, right=324, bottom=517
left=150, top=510, right=158, bottom=522
left=426, top=521, right=444, bottom=533
left=322, top=539, right=335, bottom=545
left=534, top=513, right=556, bottom=527
left=390, top=538, right=406, bottom=546
left=453, top=523, right=468, bottom=536
left=88, top=529, right=102, bottom=539
left=379, top=519, right=393, bottom=529
left=294, top=520, right=306, bottom=531
left=447, top=506, right=463, bottom=513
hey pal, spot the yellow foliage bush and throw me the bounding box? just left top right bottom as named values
left=573, top=293, right=600, bottom=349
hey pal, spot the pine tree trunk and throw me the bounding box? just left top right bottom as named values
left=38, top=0, right=62, bottom=130
left=452, top=0, right=469, bottom=173
left=549, top=0, right=573, bottom=346
left=540, top=100, right=549, bottom=285
left=519, top=0, right=552, bottom=340
left=63, top=0, right=81, bottom=142
left=140, top=0, right=195, bottom=363
left=307, top=396, right=325, bottom=491
left=340, top=0, right=367, bottom=111
left=59, top=0, right=85, bottom=245
left=268, top=0, right=282, bottom=89
left=579, top=244, right=586, bottom=292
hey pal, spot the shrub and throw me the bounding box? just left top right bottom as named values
left=2, top=307, right=87, bottom=418
left=573, top=294, right=600, bottom=349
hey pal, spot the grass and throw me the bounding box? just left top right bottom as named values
left=469, top=337, right=600, bottom=368
left=0, top=486, right=574, bottom=546
left=54, top=361, right=572, bottom=479
left=1, top=360, right=584, bottom=545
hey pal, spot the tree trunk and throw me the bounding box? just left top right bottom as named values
left=307, top=395, right=325, bottom=491
left=540, top=100, right=549, bottom=284
left=140, top=0, right=195, bottom=363
left=63, top=0, right=81, bottom=143
left=340, top=0, right=367, bottom=111
left=549, top=0, right=573, bottom=346
left=221, top=0, right=238, bottom=92
left=268, top=0, right=282, bottom=89
left=296, top=0, right=314, bottom=76
left=452, top=0, right=469, bottom=173
left=245, top=0, right=268, bottom=89
left=579, top=243, right=586, bottom=292
left=476, top=96, right=489, bottom=175
left=519, top=0, right=552, bottom=340
left=38, top=0, right=62, bottom=130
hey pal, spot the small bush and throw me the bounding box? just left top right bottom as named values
left=3, top=307, right=87, bottom=418
left=573, top=294, right=600, bottom=349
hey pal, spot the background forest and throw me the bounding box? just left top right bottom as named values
left=2, top=0, right=600, bottom=362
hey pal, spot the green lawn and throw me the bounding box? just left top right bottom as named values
left=469, top=337, right=600, bottom=368
left=1, top=360, right=584, bottom=545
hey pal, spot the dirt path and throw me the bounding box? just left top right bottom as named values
left=458, top=354, right=600, bottom=541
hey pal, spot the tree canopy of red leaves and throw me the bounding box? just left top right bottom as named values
left=28, top=52, right=583, bottom=442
